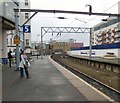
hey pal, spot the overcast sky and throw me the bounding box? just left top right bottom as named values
left=30, top=0, right=120, bottom=46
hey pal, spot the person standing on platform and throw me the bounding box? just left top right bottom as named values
left=19, top=50, right=31, bottom=78
left=8, top=50, right=12, bottom=67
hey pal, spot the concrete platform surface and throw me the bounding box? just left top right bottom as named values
left=2, top=56, right=87, bottom=101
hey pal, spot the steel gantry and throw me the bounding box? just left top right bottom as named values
left=41, top=27, right=90, bottom=34
left=40, top=27, right=91, bottom=59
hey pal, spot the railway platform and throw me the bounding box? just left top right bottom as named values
left=68, top=54, right=120, bottom=74
left=2, top=56, right=114, bottom=102
left=69, top=55, right=120, bottom=65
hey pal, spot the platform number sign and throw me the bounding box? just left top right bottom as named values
left=23, top=25, right=31, bottom=33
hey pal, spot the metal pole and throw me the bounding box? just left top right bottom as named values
left=117, top=17, right=120, bottom=63
left=19, top=28, right=24, bottom=50
left=15, top=9, right=120, bottom=17
left=21, top=12, right=38, bottom=27
left=41, top=27, right=43, bottom=59
left=37, top=34, right=39, bottom=59
left=89, top=28, right=92, bottom=58
left=23, top=31, right=25, bottom=50
left=15, top=6, right=20, bottom=70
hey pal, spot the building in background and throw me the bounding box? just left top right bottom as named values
left=52, top=42, right=70, bottom=53
left=92, top=2, right=120, bottom=45
left=0, top=0, right=17, bottom=64
left=6, top=0, right=31, bottom=54
left=19, top=0, right=31, bottom=53
left=70, top=43, right=84, bottom=50
left=92, top=17, right=120, bottom=45
left=7, top=30, right=16, bottom=52
left=51, top=41, right=83, bottom=54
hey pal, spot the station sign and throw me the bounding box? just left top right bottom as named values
left=23, top=25, right=31, bottom=33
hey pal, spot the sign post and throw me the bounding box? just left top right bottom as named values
left=22, top=25, right=31, bottom=50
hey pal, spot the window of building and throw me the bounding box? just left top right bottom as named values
left=25, top=0, right=28, bottom=6
left=7, top=38, right=8, bottom=45
left=26, top=39, right=29, bottom=46
left=10, top=38, right=12, bottom=45
left=25, top=13, right=29, bottom=19
left=115, top=38, right=118, bottom=41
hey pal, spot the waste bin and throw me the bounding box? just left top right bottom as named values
left=2, top=58, right=8, bottom=64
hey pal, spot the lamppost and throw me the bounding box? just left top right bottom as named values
left=37, top=34, right=40, bottom=43
left=41, top=27, right=43, bottom=59
left=37, top=34, right=39, bottom=59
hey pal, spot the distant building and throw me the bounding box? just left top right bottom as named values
left=70, top=43, right=84, bottom=50
left=92, top=2, right=120, bottom=46
left=52, top=41, right=83, bottom=53
left=92, top=17, right=120, bottom=45
left=19, top=0, right=31, bottom=53
left=52, top=42, right=70, bottom=53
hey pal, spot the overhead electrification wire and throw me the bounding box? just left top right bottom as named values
left=53, top=6, right=87, bottom=41
left=103, top=2, right=118, bottom=12
left=81, top=1, right=119, bottom=27
left=51, top=1, right=119, bottom=41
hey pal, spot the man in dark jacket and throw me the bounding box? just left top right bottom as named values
left=8, top=50, right=12, bottom=67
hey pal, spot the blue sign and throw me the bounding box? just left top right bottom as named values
left=23, top=25, right=31, bottom=33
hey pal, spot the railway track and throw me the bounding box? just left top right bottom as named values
left=51, top=55, right=120, bottom=102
